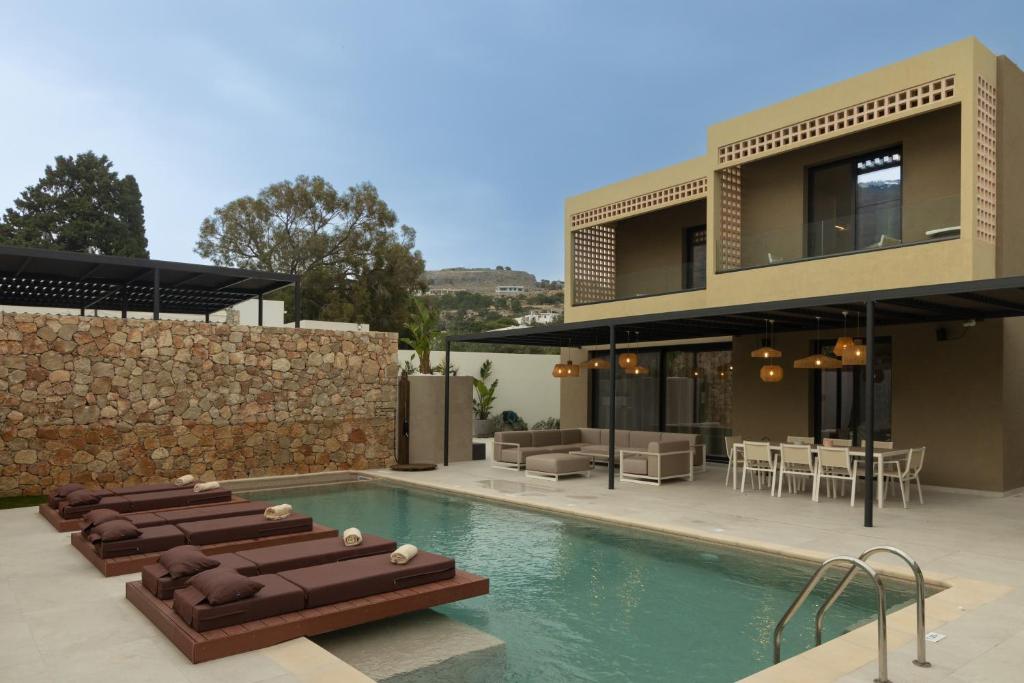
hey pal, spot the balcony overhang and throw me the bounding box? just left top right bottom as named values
left=447, top=275, right=1024, bottom=348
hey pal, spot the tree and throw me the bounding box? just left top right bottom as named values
left=0, top=151, right=149, bottom=257
left=400, top=298, right=443, bottom=374
left=195, top=176, right=424, bottom=329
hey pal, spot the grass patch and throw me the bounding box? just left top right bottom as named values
left=0, top=495, right=47, bottom=510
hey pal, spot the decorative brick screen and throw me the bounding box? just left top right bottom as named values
left=570, top=177, right=707, bottom=229
left=717, top=76, right=957, bottom=164
left=571, top=225, right=616, bottom=305
left=718, top=166, right=743, bottom=271
left=975, top=76, right=997, bottom=243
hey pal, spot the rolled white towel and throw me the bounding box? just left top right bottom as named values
left=390, top=544, right=418, bottom=565
left=343, top=527, right=362, bottom=546
left=264, top=504, right=292, bottom=520
left=193, top=481, right=220, bottom=493
left=174, top=474, right=196, bottom=487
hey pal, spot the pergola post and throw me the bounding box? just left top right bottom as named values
left=608, top=325, right=616, bottom=490
left=443, top=339, right=451, bottom=467
left=293, top=278, right=301, bottom=328
left=153, top=269, right=160, bottom=320
left=258, top=293, right=264, bottom=326
left=120, top=284, right=127, bottom=319
left=864, top=300, right=875, bottom=528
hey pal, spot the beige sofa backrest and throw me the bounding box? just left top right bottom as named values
left=560, top=429, right=582, bottom=445
left=495, top=431, right=532, bottom=447
left=531, top=430, right=563, bottom=447
left=628, top=431, right=663, bottom=449
left=578, top=428, right=602, bottom=444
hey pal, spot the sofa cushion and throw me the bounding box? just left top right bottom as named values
left=622, top=456, right=648, bottom=475
left=578, top=428, right=602, bottom=444
left=629, top=431, right=662, bottom=450
left=560, top=429, right=581, bottom=445
left=519, top=445, right=569, bottom=457
left=532, top=430, right=562, bottom=448
left=496, top=431, right=532, bottom=447
left=525, top=453, right=591, bottom=474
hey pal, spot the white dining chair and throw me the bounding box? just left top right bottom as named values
left=881, top=447, right=926, bottom=508
left=777, top=443, right=814, bottom=497
left=859, top=440, right=895, bottom=450
left=740, top=441, right=776, bottom=495
left=814, top=446, right=858, bottom=505
left=724, top=435, right=743, bottom=489
left=786, top=435, right=815, bottom=445
left=831, top=438, right=853, bottom=447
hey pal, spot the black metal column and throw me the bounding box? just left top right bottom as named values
left=443, top=340, right=451, bottom=467
left=608, top=325, right=616, bottom=490
left=258, top=293, right=264, bottom=326
left=204, top=312, right=210, bottom=323
left=293, top=279, right=301, bottom=328
left=153, top=269, right=161, bottom=320
left=120, top=285, right=127, bottom=319
left=864, top=300, right=875, bottom=528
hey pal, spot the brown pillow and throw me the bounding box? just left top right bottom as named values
left=159, top=546, right=220, bottom=579
left=65, top=489, right=102, bottom=507
left=188, top=568, right=263, bottom=606
left=89, top=519, right=141, bottom=543
left=81, top=509, right=123, bottom=535
left=55, top=483, right=86, bottom=497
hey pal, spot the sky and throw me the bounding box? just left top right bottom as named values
left=1, top=1, right=1022, bottom=281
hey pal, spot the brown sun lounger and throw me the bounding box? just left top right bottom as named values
left=96, top=524, right=187, bottom=559
left=176, top=514, right=314, bottom=545
left=119, top=488, right=232, bottom=512
left=124, top=501, right=270, bottom=528
left=58, top=495, right=132, bottom=518
left=173, top=550, right=458, bottom=632
left=141, top=535, right=397, bottom=599
left=110, top=482, right=187, bottom=496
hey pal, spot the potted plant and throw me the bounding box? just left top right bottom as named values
left=401, top=299, right=443, bottom=374
left=472, top=360, right=499, bottom=437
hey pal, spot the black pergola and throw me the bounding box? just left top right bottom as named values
left=441, top=274, right=1024, bottom=527
left=0, top=245, right=298, bottom=325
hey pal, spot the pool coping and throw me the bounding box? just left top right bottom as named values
left=361, top=470, right=1012, bottom=682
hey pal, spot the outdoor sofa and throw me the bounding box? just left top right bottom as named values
left=495, top=428, right=704, bottom=484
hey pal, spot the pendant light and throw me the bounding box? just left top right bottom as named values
left=625, top=365, right=650, bottom=376
left=751, top=319, right=782, bottom=359
left=794, top=317, right=842, bottom=370
left=759, top=319, right=783, bottom=382
left=842, top=310, right=867, bottom=366
left=833, top=311, right=855, bottom=357
left=585, top=357, right=611, bottom=370
left=618, top=330, right=645, bottom=373
left=551, top=360, right=581, bottom=378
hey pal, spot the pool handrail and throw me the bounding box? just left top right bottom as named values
left=814, top=545, right=929, bottom=668
left=772, top=556, right=888, bottom=683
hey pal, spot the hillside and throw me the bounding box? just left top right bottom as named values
left=425, top=267, right=546, bottom=294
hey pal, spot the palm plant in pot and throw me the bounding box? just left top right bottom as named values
left=472, top=360, right=499, bottom=437
left=401, top=299, right=443, bottom=374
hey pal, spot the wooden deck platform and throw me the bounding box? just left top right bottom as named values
left=38, top=496, right=249, bottom=532
left=71, top=524, right=339, bottom=576
left=126, top=570, right=490, bottom=663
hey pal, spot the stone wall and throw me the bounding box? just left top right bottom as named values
left=0, top=313, right=397, bottom=496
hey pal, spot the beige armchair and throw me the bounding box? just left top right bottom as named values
left=620, top=439, right=692, bottom=485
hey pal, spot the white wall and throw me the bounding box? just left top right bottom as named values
left=0, top=297, right=286, bottom=326
left=397, top=349, right=561, bottom=426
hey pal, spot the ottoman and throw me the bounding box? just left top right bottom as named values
left=524, top=453, right=592, bottom=481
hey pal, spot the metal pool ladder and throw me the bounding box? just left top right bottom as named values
left=773, top=546, right=929, bottom=683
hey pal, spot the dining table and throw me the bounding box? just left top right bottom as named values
left=729, top=443, right=904, bottom=507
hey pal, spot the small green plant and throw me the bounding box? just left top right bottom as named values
left=531, top=417, right=560, bottom=430
left=472, top=360, right=499, bottom=419
left=401, top=299, right=443, bottom=374
left=490, top=410, right=527, bottom=432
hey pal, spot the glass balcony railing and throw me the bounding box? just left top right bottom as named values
left=716, top=194, right=961, bottom=272
left=572, top=261, right=706, bottom=306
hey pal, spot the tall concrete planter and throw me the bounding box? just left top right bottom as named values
left=408, top=375, right=473, bottom=464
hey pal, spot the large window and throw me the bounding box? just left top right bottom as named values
left=813, top=338, right=892, bottom=443
left=807, top=147, right=902, bottom=257
left=684, top=226, right=706, bottom=290
left=591, top=350, right=661, bottom=432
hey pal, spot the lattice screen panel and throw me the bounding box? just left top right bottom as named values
left=570, top=177, right=707, bottom=229
left=718, top=167, right=743, bottom=271
left=975, top=76, right=997, bottom=243
left=571, top=225, right=616, bottom=305
left=717, top=76, right=957, bottom=165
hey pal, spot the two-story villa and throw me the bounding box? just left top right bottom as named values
left=448, top=37, right=1024, bottom=498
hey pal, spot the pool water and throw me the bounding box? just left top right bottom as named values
left=248, top=481, right=921, bottom=682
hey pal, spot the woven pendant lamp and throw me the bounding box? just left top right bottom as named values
left=833, top=311, right=855, bottom=357
left=795, top=317, right=842, bottom=370
left=842, top=311, right=866, bottom=366
left=585, top=357, right=611, bottom=370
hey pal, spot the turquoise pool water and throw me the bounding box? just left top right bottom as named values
left=247, top=481, right=920, bottom=682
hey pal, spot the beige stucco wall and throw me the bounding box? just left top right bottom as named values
left=1001, top=318, right=1024, bottom=490
left=558, top=348, right=590, bottom=428
left=996, top=55, right=1024, bottom=277
left=399, top=350, right=560, bottom=425
left=614, top=200, right=705, bottom=299
left=408, top=375, right=473, bottom=464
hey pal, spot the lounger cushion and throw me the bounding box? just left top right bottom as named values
left=153, top=501, right=268, bottom=525
left=235, top=535, right=397, bottom=574
left=89, top=519, right=142, bottom=542
left=178, top=513, right=313, bottom=545
left=59, top=495, right=131, bottom=519
left=188, top=568, right=264, bottom=606
left=110, top=483, right=181, bottom=496
left=280, top=551, right=456, bottom=608
left=95, top=524, right=187, bottom=559
left=65, top=489, right=104, bottom=506
left=121, top=512, right=167, bottom=528
left=159, top=545, right=221, bottom=578
left=124, top=487, right=231, bottom=512
left=48, top=483, right=86, bottom=508
left=142, top=552, right=256, bottom=600
left=81, top=509, right=124, bottom=535
left=173, top=574, right=305, bottom=632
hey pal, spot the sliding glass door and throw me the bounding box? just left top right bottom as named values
left=814, top=338, right=892, bottom=443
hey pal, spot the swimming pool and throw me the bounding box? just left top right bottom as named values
left=246, top=480, right=921, bottom=682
